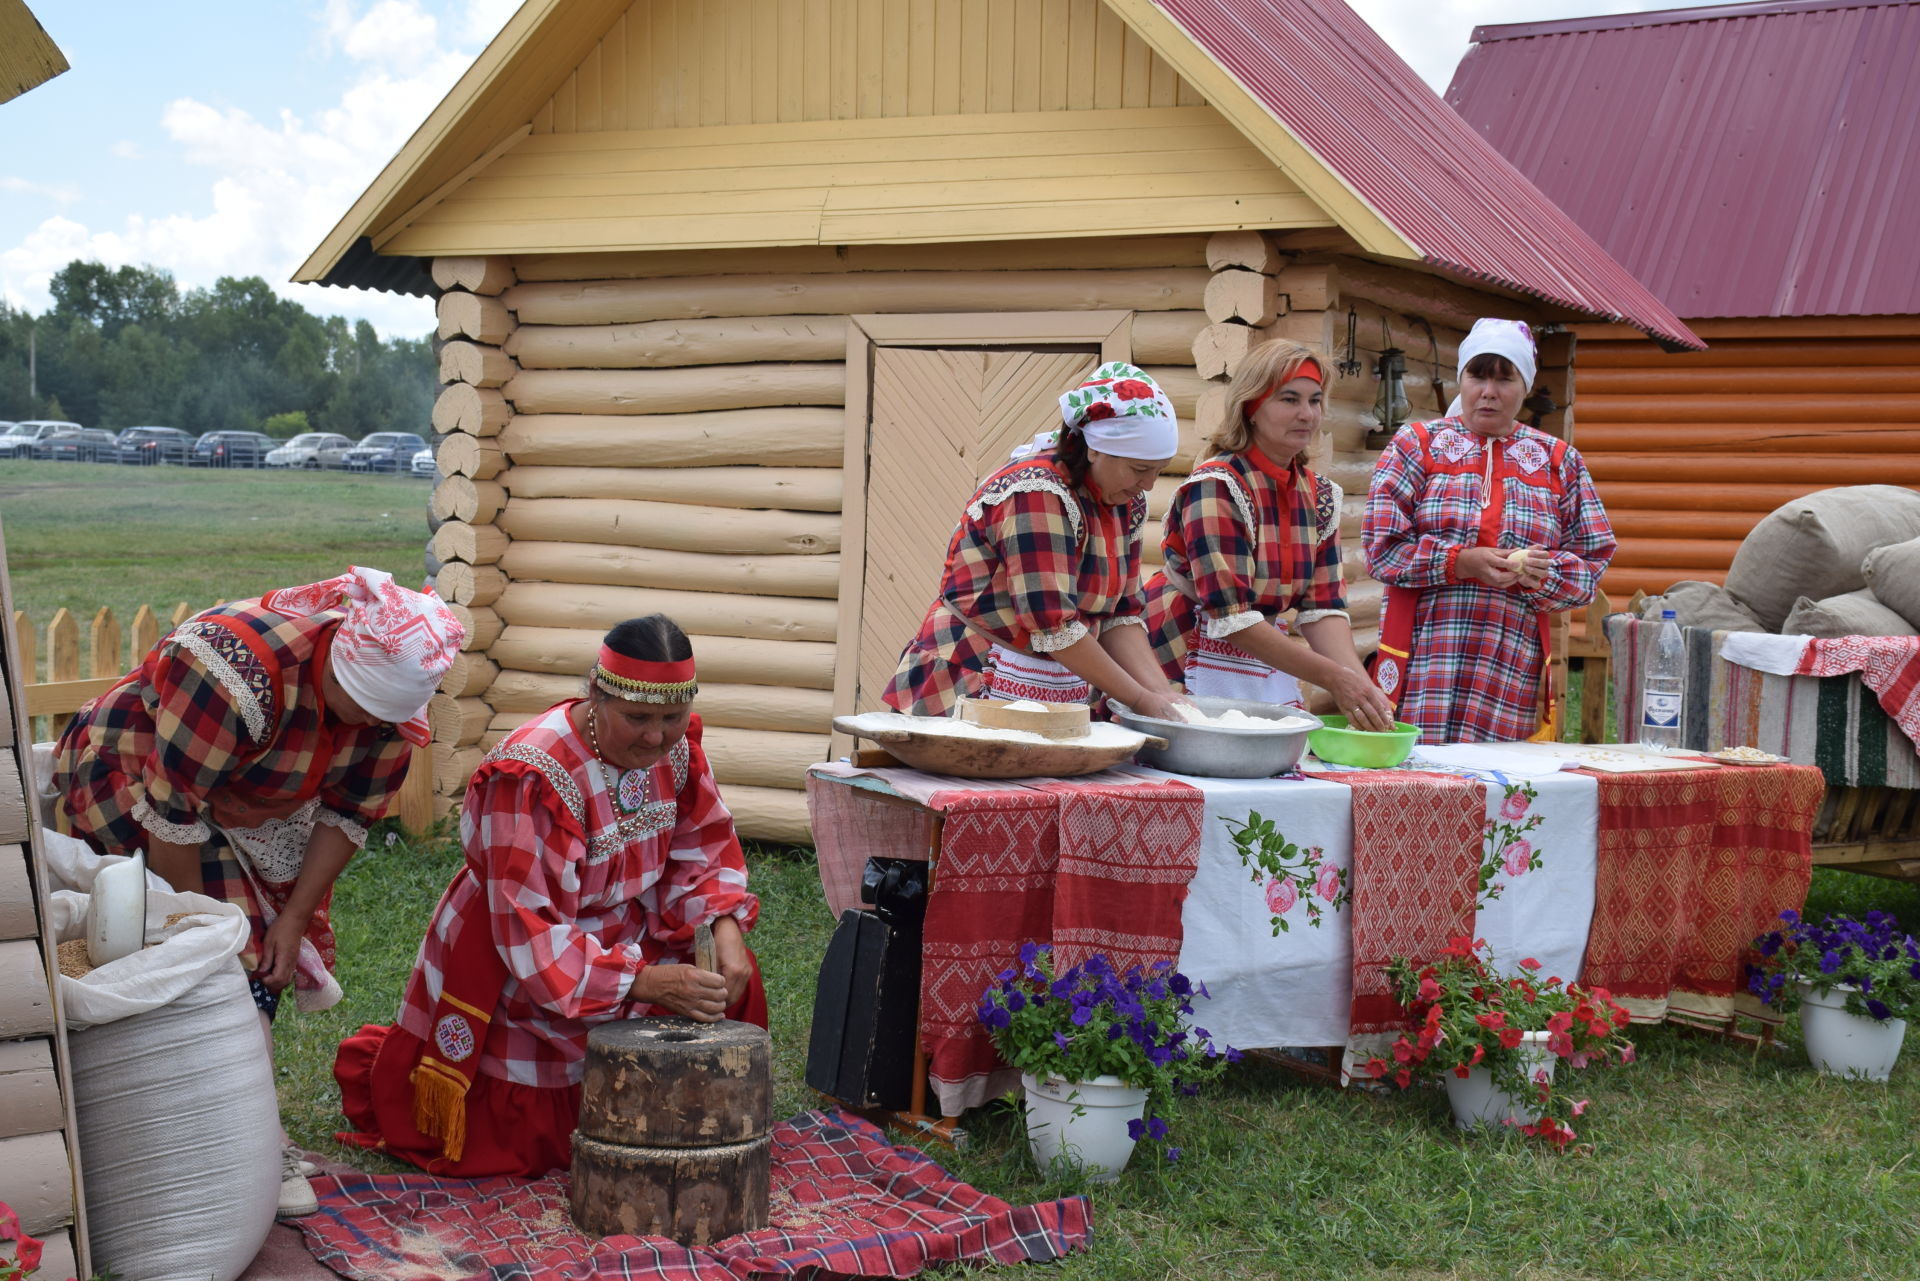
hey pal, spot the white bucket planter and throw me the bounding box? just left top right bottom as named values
left=1020, top=1072, right=1148, bottom=1181
left=1800, top=982, right=1907, bottom=1082
left=1444, top=1031, right=1555, bottom=1131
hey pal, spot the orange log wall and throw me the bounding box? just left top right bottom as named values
left=1572, top=317, right=1920, bottom=599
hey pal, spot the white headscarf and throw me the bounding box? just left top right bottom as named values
left=260, top=567, right=465, bottom=744
left=1457, top=318, right=1537, bottom=390
left=1011, top=362, right=1180, bottom=462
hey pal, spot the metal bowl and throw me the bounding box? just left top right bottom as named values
left=1108, top=697, right=1323, bottom=778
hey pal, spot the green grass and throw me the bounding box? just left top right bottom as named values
left=14, top=464, right=1920, bottom=1278
left=276, top=831, right=1920, bottom=1281
left=0, top=460, right=430, bottom=675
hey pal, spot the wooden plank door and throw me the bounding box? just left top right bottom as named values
left=856, top=347, right=1098, bottom=710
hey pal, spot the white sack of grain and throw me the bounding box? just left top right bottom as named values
left=49, top=873, right=278, bottom=1281
left=1782, top=590, right=1920, bottom=640
left=1724, top=486, right=1920, bottom=632
left=1861, top=535, right=1920, bottom=631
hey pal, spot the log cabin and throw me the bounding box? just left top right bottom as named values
left=298, top=0, right=1698, bottom=840
left=1447, top=0, right=1920, bottom=601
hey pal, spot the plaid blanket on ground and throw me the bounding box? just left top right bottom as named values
left=294, top=1110, right=1090, bottom=1281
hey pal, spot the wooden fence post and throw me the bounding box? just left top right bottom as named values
left=46, top=609, right=77, bottom=741
left=130, top=605, right=159, bottom=662
left=11, top=611, right=32, bottom=686
left=89, top=608, right=120, bottom=680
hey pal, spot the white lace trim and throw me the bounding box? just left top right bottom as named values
left=968, top=474, right=1084, bottom=545
left=1317, top=478, right=1345, bottom=546
left=1103, top=615, right=1147, bottom=632
left=1202, top=610, right=1267, bottom=640
left=131, top=797, right=210, bottom=845
left=223, top=798, right=323, bottom=881
left=1030, top=619, right=1089, bottom=653
left=1295, top=608, right=1352, bottom=627
left=313, top=805, right=370, bottom=849
left=173, top=628, right=270, bottom=744
left=1178, top=469, right=1256, bottom=539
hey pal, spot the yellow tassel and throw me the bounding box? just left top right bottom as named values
left=410, top=1060, right=469, bottom=1164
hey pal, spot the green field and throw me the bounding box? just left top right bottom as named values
left=10, top=465, right=1920, bottom=1279
left=0, top=460, right=431, bottom=675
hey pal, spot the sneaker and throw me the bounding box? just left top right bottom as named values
left=278, top=1147, right=319, bottom=1219
left=286, top=1145, right=319, bottom=1179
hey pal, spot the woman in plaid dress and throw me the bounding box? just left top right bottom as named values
left=882, top=362, right=1187, bottom=722
left=336, top=616, right=765, bottom=1177
left=1364, top=319, right=1615, bottom=743
left=1145, top=340, right=1397, bottom=730
left=50, top=567, right=464, bottom=1215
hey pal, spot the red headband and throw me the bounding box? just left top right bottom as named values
left=1242, top=357, right=1325, bottom=419
left=597, top=646, right=695, bottom=685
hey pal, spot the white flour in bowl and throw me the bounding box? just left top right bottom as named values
left=1171, top=705, right=1314, bottom=731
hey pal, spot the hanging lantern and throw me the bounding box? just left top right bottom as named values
left=1366, top=347, right=1409, bottom=450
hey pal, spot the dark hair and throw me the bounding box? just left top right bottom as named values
left=1052, top=426, right=1091, bottom=488
left=603, top=614, right=692, bottom=664
left=1463, top=353, right=1521, bottom=380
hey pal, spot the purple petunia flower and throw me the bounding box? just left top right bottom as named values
left=1127, top=1118, right=1146, bottom=1141
left=1054, top=1031, right=1071, bottom=1050
left=1165, top=1147, right=1182, bottom=1162
left=1820, top=950, right=1844, bottom=975
left=1867, top=998, right=1893, bottom=1021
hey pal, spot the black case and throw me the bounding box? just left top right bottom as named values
left=804, top=858, right=928, bottom=1109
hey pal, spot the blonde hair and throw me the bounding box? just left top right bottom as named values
left=1205, top=338, right=1323, bottom=458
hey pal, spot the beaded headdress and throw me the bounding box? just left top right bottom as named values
left=592, top=645, right=698, bottom=703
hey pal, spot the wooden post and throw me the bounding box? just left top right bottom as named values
left=130, top=605, right=159, bottom=659
left=394, top=743, right=434, bottom=835
left=46, top=610, right=77, bottom=741
left=88, top=609, right=120, bottom=680
left=12, top=611, right=33, bottom=685
left=1577, top=590, right=1614, bottom=745
left=169, top=603, right=192, bottom=627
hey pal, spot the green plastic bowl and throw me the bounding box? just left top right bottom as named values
left=1306, top=716, right=1420, bottom=768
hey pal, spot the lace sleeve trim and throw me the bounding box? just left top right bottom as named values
left=1295, top=608, right=1352, bottom=627
left=1030, top=619, right=1090, bottom=653
left=1104, top=615, right=1147, bottom=632
left=1177, top=469, right=1256, bottom=538
left=314, top=806, right=370, bottom=849
left=1201, top=610, right=1267, bottom=640
left=967, top=471, right=1084, bottom=545
left=485, top=745, right=585, bottom=829
left=172, top=625, right=273, bottom=744
left=1314, top=475, right=1345, bottom=546
left=131, top=797, right=210, bottom=845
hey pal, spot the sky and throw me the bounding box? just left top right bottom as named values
left=1, top=0, right=1728, bottom=339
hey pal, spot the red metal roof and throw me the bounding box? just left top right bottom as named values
left=1152, top=0, right=1704, bottom=348
left=1447, top=0, right=1920, bottom=320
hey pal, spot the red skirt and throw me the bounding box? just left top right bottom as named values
left=336, top=956, right=769, bottom=1178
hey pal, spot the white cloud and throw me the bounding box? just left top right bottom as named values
left=109, top=140, right=143, bottom=160
left=0, top=176, right=81, bottom=204
left=0, top=0, right=480, bottom=336
left=1358, top=0, right=1733, bottom=90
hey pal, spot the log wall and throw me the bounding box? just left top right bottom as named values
left=440, top=232, right=1552, bottom=838
left=443, top=235, right=1211, bottom=842
left=1570, top=317, right=1920, bottom=599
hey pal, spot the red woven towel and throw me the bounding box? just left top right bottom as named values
left=1320, top=770, right=1485, bottom=1034
left=919, top=780, right=1203, bottom=1104
left=1581, top=765, right=1822, bottom=1002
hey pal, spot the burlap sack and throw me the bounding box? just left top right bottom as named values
left=1782, top=590, right=1919, bottom=639
left=1724, top=486, right=1920, bottom=631
left=1862, top=535, right=1920, bottom=630
left=1659, top=580, right=1765, bottom=633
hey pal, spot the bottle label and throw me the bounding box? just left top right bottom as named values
left=1642, top=692, right=1682, bottom=729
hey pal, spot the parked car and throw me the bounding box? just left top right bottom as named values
left=36, top=427, right=120, bottom=463
left=263, top=431, right=354, bottom=469
left=341, top=432, right=429, bottom=474
left=0, top=420, right=82, bottom=459
left=410, top=447, right=436, bottom=479
left=116, top=426, right=195, bottom=466
left=190, top=430, right=275, bottom=468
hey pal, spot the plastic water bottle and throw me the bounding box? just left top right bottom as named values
left=1641, top=609, right=1685, bottom=749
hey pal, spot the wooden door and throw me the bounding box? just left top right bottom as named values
left=855, top=347, right=1098, bottom=710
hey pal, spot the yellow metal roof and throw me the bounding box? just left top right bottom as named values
left=0, top=0, right=68, bottom=104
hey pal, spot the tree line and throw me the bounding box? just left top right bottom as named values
left=0, top=260, right=435, bottom=438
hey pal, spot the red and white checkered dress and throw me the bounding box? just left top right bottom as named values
left=881, top=456, right=1148, bottom=715
left=392, top=702, right=758, bottom=1087
left=1363, top=419, right=1615, bottom=742
left=1144, top=445, right=1349, bottom=688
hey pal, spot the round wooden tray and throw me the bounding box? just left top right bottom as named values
left=834, top=713, right=1162, bottom=779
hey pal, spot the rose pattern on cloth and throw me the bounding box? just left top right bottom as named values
left=1225, top=810, right=1349, bottom=934
left=1478, top=781, right=1544, bottom=904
